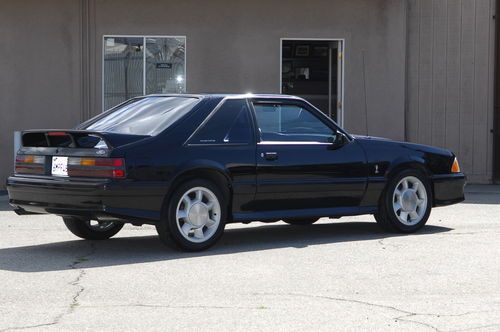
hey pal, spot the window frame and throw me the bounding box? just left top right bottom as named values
left=102, top=35, right=187, bottom=112
left=249, top=98, right=349, bottom=145
left=185, top=97, right=257, bottom=147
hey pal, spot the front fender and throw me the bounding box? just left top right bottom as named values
left=384, top=156, right=430, bottom=179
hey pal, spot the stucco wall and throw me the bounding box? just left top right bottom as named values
left=0, top=0, right=83, bottom=187
left=91, top=0, right=407, bottom=137
left=0, top=0, right=407, bottom=187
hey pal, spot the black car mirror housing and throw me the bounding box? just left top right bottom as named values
left=328, top=131, right=348, bottom=149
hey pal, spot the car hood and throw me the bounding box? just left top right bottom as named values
left=352, top=134, right=454, bottom=157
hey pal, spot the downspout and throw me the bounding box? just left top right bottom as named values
left=494, top=0, right=500, bottom=182
left=403, top=0, right=409, bottom=142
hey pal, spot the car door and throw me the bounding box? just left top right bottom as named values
left=250, top=99, right=368, bottom=212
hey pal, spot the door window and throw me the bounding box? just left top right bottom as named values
left=189, top=99, right=253, bottom=144
left=253, top=103, right=334, bottom=143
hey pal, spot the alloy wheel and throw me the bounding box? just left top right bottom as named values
left=175, top=186, right=221, bottom=243
left=392, top=176, right=428, bottom=226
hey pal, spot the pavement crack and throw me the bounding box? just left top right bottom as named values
left=256, top=292, right=417, bottom=315
left=66, top=242, right=96, bottom=314
left=79, top=303, right=269, bottom=310
left=394, top=313, right=441, bottom=331
left=0, top=322, right=58, bottom=332
left=254, top=292, right=488, bottom=332
left=0, top=242, right=96, bottom=332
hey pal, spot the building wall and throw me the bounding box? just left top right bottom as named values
left=89, top=0, right=407, bottom=135
left=0, top=0, right=408, bottom=188
left=3, top=1, right=495, bottom=186
left=406, top=0, right=496, bottom=183
left=0, top=0, right=83, bottom=187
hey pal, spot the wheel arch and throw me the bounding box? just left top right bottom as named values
left=383, top=158, right=435, bottom=205
left=162, top=162, right=233, bottom=220
left=385, top=158, right=432, bottom=180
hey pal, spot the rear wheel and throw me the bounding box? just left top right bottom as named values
left=375, top=169, right=432, bottom=233
left=63, top=216, right=124, bottom=240
left=156, top=179, right=227, bottom=251
left=283, top=218, right=319, bottom=225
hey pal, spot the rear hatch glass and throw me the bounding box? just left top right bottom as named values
left=82, top=96, right=200, bottom=136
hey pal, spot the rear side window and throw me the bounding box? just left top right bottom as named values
left=189, top=99, right=253, bottom=144
left=84, top=96, right=199, bottom=136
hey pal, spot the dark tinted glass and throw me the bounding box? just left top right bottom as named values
left=84, top=96, right=199, bottom=135
left=190, top=99, right=253, bottom=144
left=253, top=103, right=333, bottom=142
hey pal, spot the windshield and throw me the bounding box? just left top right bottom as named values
left=83, top=96, right=200, bottom=135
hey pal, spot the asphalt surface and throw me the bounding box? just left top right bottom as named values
left=0, top=186, right=499, bottom=331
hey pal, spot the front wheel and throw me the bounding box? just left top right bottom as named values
left=156, top=179, right=227, bottom=251
left=375, top=170, right=432, bottom=233
left=63, top=217, right=124, bottom=240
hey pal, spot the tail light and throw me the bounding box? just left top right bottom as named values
left=68, top=157, right=126, bottom=178
left=15, top=154, right=45, bottom=175
left=451, top=157, right=461, bottom=173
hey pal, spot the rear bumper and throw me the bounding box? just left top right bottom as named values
left=6, top=175, right=166, bottom=222
left=432, top=173, right=466, bottom=207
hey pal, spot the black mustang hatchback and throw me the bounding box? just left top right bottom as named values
left=7, top=94, right=465, bottom=251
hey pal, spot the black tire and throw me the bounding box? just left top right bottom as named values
left=374, top=169, right=432, bottom=233
left=63, top=216, right=124, bottom=240
left=156, top=179, right=227, bottom=251
left=283, top=218, right=320, bottom=225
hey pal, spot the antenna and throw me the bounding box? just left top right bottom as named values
left=362, top=50, right=369, bottom=136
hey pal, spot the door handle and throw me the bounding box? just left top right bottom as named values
left=262, top=152, right=279, bottom=161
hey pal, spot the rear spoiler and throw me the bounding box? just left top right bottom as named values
left=21, top=130, right=148, bottom=149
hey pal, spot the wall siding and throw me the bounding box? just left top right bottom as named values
left=407, top=0, right=496, bottom=183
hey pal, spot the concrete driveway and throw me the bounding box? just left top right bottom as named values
left=0, top=186, right=499, bottom=331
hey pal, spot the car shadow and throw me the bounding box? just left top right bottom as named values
left=0, top=197, right=13, bottom=211
left=0, top=221, right=452, bottom=273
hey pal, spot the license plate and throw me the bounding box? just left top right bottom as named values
left=51, top=156, right=68, bottom=177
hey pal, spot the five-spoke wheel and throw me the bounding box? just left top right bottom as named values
left=392, top=176, right=428, bottom=226
left=156, top=179, right=227, bottom=251
left=375, top=170, right=432, bottom=232
left=176, top=187, right=221, bottom=243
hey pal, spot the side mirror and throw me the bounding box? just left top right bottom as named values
left=328, top=131, right=348, bottom=149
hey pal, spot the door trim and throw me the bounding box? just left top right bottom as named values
left=279, top=38, right=345, bottom=127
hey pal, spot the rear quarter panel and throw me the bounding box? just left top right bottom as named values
left=113, top=97, right=257, bottom=217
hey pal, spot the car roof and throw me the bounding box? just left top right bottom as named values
left=144, top=93, right=305, bottom=101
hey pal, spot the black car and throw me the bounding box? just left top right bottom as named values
left=7, top=94, right=465, bottom=251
